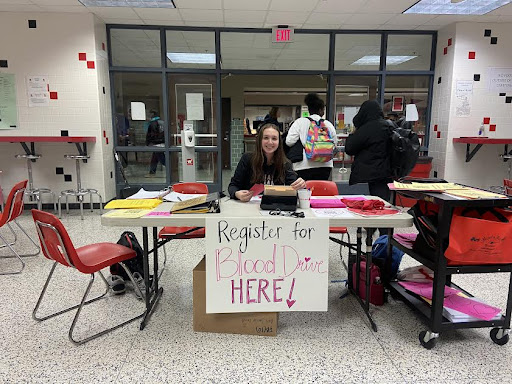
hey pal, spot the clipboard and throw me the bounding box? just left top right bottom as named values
left=170, top=192, right=220, bottom=213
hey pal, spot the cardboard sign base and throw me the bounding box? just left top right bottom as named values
left=193, top=257, right=278, bottom=337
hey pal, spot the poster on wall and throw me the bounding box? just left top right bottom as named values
left=455, top=80, right=473, bottom=117
left=0, top=73, right=18, bottom=129
left=391, top=96, right=404, bottom=112
left=27, top=75, right=49, bottom=107
left=487, top=67, right=512, bottom=93
left=186, top=93, right=204, bottom=121
left=205, top=217, right=329, bottom=313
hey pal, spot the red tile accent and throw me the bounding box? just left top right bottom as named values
left=468, top=51, right=476, bottom=59
left=49, top=91, right=58, bottom=100
left=437, top=132, right=441, bottom=139
left=483, top=117, right=490, bottom=124
left=106, top=137, right=109, bottom=145
left=490, top=124, right=496, bottom=132
left=448, top=38, right=452, bottom=46
left=434, top=124, right=438, bottom=131
left=87, top=61, right=95, bottom=69
left=102, top=42, right=105, bottom=51
left=78, top=52, right=86, bottom=61
left=103, top=130, right=106, bottom=137
left=443, top=47, right=447, bottom=55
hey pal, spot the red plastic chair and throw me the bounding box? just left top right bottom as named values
left=305, top=180, right=351, bottom=270
left=158, top=183, right=208, bottom=275
left=31, top=209, right=144, bottom=345
left=504, top=179, right=512, bottom=196
left=0, top=180, right=40, bottom=275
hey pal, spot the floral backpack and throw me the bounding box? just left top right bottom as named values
left=304, top=117, right=335, bottom=162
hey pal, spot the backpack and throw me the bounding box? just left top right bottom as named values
left=387, top=120, right=420, bottom=179
left=371, top=235, right=405, bottom=279
left=304, top=117, right=335, bottom=162
left=110, top=231, right=146, bottom=280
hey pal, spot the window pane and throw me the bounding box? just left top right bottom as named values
left=167, top=74, right=217, bottom=147
left=166, top=30, right=216, bottom=69
left=113, top=72, right=163, bottom=148
left=383, top=75, right=430, bottom=142
left=335, top=34, right=381, bottom=71
left=386, top=34, right=432, bottom=71
left=116, top=150, right=166, bottom=184
left=169, top=151, right=218, bottom=183
left=221, top=32, right=329, bottom=70
left=110, top=29, right=161, bottom=67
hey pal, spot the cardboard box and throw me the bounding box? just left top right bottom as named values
left=193, top=257, right=278, bottom=337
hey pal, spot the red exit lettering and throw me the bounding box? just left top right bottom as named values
left=276, top=29, right=290, bottom=42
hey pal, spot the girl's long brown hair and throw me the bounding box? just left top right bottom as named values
left=250, top=123, right=289, bottom=185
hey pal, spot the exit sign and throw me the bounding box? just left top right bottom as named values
left=272, top=27, right=294, bottom=43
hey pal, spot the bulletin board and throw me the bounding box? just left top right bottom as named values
left=205, top=217, right=329, bottom=313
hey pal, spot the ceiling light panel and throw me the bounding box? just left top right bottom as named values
left=351, top=55, right=417, bottom=65
left=404, top=0, right=512, bottom=15
left=79, top=0, right=176, bottom=8
left=166, top=52, right=215, bottom=64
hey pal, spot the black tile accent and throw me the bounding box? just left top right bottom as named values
left=500, top=93, right=506, bottom=96
left=474, top=74, right=481, bottom=81
left=506, top=97, right=512, bottom=104
left=110, top=171, right=113, bottom=178
left=28, top=20, right=36, bottom=28
left=484, top=29, right=492, bottom=37
left=64, top=174, right=72, bottom=182
left=102, top=86, right=106, bottom=94
left=0, top=60, right=7, bottom=68
left=56, top=167, right=64, bottom=175
left=491, top=37, right=498, bottom=44
left=434, top=171, right=438, bottom=178
left=60, top=130, right=69, bottom=136
left=437, top=76, right=442, bottom=84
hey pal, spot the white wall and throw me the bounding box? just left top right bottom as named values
left=0, top=12, right=114, bottom=203
left=431, top=22, right=512, bottom=188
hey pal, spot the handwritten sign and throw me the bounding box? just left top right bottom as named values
left=205, top=217, right=329, bottom=313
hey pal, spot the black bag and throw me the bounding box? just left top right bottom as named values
left=283, top=130, right=304, bottom=163
left=408, top=201, right=438, bottom=260
left=387, top=120, right=420, bottom=179
left=110, top=231, right=146, bottom=279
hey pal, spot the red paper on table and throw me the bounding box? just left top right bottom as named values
left=348, top=208, right=400, bottom=216
left=249, top=183, right=265, bottom=195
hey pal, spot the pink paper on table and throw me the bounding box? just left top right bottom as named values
left=145, top=211, right=172, bottom=217
left=443, top=294, right=502, bottom=321
left=399, top=281, right=460, bottom=300
left=249, top=183, right=265, bottom=195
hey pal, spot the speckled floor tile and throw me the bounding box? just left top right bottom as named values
left=2, top=212, right=512, bottom=383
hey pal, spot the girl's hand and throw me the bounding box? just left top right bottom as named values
left=290, top=178, right=306, bottom=190
left=235, top=190, right=254, bottom=202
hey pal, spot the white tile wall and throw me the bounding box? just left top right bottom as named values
left=432, top=22, right=512, bottom=188
left=0, top=12, right=115, bottom=203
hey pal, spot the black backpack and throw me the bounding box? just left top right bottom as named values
left=110, top=231, right=146, bottom=279
left=387, top=120, right=420, bottom=179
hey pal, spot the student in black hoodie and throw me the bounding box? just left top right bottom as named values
left=345, top=99, right=392, bottom=204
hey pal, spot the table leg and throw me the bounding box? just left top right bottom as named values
left=351, top=227, right=378, bottom=332
left=139, top=226, right=163, bottom=330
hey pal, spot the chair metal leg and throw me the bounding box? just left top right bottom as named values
left=33, top=263, right=110, bottom=321
left=79, top=195, right=84, bottom=220
left=0, top=222, right=17, bottom=249
left=68, top=268, right=144, bottom=345
left=65, top=195, right=69, bottom=214
left=13, top=219, right=40, bottom=257
left=89, top=191, right=93, bottom=212
left=0, top=232, right=25, bottom=275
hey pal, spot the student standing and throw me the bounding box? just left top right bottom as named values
left=285, top=93, right=337, bottom=180
left=229, top=123, right=306, bottom=202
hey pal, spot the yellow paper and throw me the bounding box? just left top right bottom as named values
left=170, top=195, right=207, bottom=212
left=393, top=182, right=463, bottom=191
left=103, top=209, right=152, bottom=218
left=445, top=188, right=507, bottom=200
left=104, top=199, right=162, bottom=210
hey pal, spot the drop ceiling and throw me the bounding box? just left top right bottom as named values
left=1, top=0, right=512, bottom=30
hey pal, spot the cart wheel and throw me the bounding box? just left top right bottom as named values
left=419, top=330, right=438, bottom=349
left=490, top=328, right=510, bottom=346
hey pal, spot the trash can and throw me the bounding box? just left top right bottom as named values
left=395, top=156, right=433, bottom=207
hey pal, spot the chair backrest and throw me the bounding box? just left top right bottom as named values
left=172, top=182, right=208, bottom=194
left=305, top=180, right=338, bottom=196
left=0, top=180, right=27, bottom=227
left=31, top=209, right=80, bottom=269
left=504, top=179, right=512, bottom=196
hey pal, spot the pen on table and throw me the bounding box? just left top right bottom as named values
left=177, top=196, right=182, bottom=201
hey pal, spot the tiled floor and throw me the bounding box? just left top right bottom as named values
left=1, top=210, right=512, bottom=383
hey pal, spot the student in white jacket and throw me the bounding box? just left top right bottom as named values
left=285, top=93, right=337, bottom=180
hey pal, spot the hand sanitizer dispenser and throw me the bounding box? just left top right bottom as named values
left=181, top=120, right=196, bottom=182
left=184, top=129, right=195, bottom=147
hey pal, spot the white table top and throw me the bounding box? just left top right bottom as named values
left=101, top=197, right=414, bottom=229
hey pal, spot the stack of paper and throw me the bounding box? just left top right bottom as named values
left=104, top=199, right=162, bottom=210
